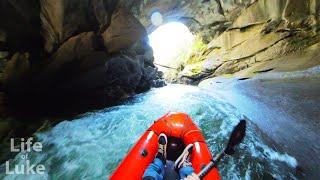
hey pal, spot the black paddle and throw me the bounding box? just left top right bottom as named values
left=197, top=120, right=247, bottom=179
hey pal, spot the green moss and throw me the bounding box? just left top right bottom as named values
left=168, top=35, right=210, bottom=73
left=170, top=35, right=218, bottom=79
left=288, top=33, right=320, bottom=48
left=179, top=36, right=207, bottom=66
left=222, top=74, right=235, bottom=78
left=180, top=61, right=205, bottom=77
left=289, top=37, right=310, bottom=47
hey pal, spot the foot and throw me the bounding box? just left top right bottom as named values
left=156, top=133, right=167, bottom=163
left=175, top=144, right=193, bottom=169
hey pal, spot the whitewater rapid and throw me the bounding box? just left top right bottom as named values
left=0, top=85, right=298, bottom=179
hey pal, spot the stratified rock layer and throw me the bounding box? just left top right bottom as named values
left=172, top=0, right=320, bottom=83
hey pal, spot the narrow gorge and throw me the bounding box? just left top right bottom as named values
left=0, top=0, right=319, bottom=179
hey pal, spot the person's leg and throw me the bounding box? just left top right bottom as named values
left=143, top=133, right=168, bottom=180
left=178, top=166, right=194, bottom=179
left=175, top=144, right=195, bottom=179
left=142, top=158, right=165, bottom=180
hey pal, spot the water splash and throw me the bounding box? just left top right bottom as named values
left=0, top=85, right=297, bottom=179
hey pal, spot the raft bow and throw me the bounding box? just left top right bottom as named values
left=110, top=112, right=220, bottom=180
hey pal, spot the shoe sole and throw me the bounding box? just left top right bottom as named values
left=174, top=143, right=194, bottom=169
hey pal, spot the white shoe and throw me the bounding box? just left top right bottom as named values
left=174, top=144, right=194, bottom=169
left=158, top=133, right=168, bottom=159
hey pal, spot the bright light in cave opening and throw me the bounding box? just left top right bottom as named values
left=148, top=22, right=195, bottom=72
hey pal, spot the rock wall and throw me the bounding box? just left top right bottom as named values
left=119, top=0, right=320, bottom=84
left=0, top=0, right=164, bottom=117
left=173, top=0, right=320, bottom=84
left=1, top=0, right=319, bottom=112
left=125, top=0, right=255, bottom=42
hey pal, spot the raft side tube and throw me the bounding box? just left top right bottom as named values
left=110, top=112, right=220, bottom=180
left=110, top=130, right=158, bottom=180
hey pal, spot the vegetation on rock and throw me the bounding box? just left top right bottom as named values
left=164, top=0, right=320, bottom=84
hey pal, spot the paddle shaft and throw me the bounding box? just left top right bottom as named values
left=198, top=120, right=246, bottom=179
left=197, top=151, right=226, bottom=179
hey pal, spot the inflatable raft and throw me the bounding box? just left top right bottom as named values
left=110, top=112, right=220, bottom=180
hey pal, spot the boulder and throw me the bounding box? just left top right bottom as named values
left=105, top=56, right=142, bottom=92
left=44, top=31, right=97, bottom=75
left=202, top=58, right=224, bottom=73
left=43, top=54, right=145, bottom=103
left=40, top=0, right=120, bottom=53
left=40, top=0, right=94, bottom=53
left=102, top=6, right=147, bottom=53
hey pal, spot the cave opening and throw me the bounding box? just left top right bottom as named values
left=148, top=22, right=195, bottom=73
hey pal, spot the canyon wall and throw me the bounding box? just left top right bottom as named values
left=0, top=0, right=320, bottom=164
left=0, top=0, right=164, bottom=117
left=127, top=0, right=320, bottom=84
left=179, top=0, right=320, bottom=83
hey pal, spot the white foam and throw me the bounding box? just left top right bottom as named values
left=0, top=84, right=299, bottom=179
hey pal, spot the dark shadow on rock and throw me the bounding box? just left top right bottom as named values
left=238, top=77, right=250, bottom=81
left=254, top=68, right=274, bottom=74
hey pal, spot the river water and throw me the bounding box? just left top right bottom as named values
left=0, top=85, right=298, bottom=179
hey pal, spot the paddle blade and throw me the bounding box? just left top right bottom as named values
left=225, top=120, right=246, bottom=155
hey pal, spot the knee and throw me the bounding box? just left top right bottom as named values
left=179, top=166, right=194, bottom=179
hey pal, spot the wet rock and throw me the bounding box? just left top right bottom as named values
left=0, top=0, right=42, bottom=55
left=2, top=52, right=31, bottom=95
left=143, top=66, right=166, bottom=87
left=102, top=7, right=147, bottom=54
left=40, top=0, right=97, bottom=53
left=116, top=34, right=164, bottom=88
left=44, top=31, right=98, bottom=75
left=105, top=56, right=142, bottom=92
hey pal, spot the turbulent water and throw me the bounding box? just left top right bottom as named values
left=0, top=85, right=298, bottom=179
